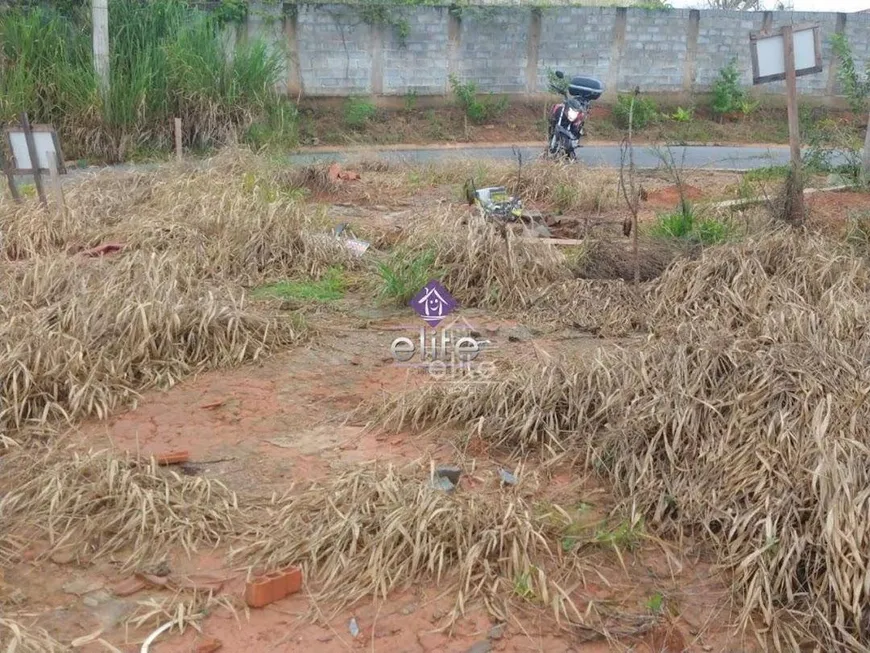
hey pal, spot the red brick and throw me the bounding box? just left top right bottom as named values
left=244, top=567, right=302, bottom=608
left=194, top=637, right=222, bottom=653
left=153, top=450, right=189, bottom=466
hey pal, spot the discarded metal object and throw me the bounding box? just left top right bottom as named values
left=430, top=476, right=456, bottom=492
left=470, top=184, right=523, bottom=223
left=498, top=468, right=518, bottom=486
left=436, top=464, right=462, bottom=485
left=314, top=223, right=370, bottom=257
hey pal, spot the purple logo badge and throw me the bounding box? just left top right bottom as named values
left=411, top=280, right=458, bottom=327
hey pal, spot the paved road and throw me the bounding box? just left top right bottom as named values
left=287, top=143, right=851, bottom=171
left=10, top=144, right=851, bottom=188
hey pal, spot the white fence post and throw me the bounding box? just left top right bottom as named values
left=92, top=0, right=110, bottom=95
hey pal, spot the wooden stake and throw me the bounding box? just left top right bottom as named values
left=1, top=146, right=20, bottom=203
left=782, top=25, right=805, bottom=225
left=20, top=112, right=47, bottom=206
left=862, top=108, right=870, bottom=185
left=47, top=150, right=65, bottom=217
left=174, top=118, right=182, bottom=161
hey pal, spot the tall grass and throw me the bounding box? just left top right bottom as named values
left=0, top=0, right=296, bottom=162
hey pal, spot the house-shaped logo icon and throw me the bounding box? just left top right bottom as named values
left=410, top=280, right=458, bottom=327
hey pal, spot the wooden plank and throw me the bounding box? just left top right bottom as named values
left=783, top=24, right=805, bottom=225
left=174, top=118, right=182, bottom=161
left=863, top=108, right=870, bottom=184
left=20, top=112, right=47, bottom=206
left=1, top=146, right=21, bottom=202
left=704, top=185, right=853, bottom=212
left=521, top=237, right=586, bottom=246
left=46, top=150, right=65, bottom=217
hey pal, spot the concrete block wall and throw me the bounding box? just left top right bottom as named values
left=382, top=7, right=450, bottom=95
left=535, top=8, right=615, bottom=91
left=260, top=3, right=870, bottom=102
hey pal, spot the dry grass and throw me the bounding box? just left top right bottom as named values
left=370, top=230, right=870, bottom=651
left=528, top=279, right=648, bottom=338
left=0, top=446, right=245, bottom=572
left=395, top=207, right=571, bottom=311
left=504, top=161, right=620, bottom=214
left=0, top=251, right=304, bottom=438
left=0, top=617, right=66, bottom=652
left=0, top=150, right=357, bottom=284
left=230, top=461, right=656, bottom=639
left=575, top=237, right=689, bottom=283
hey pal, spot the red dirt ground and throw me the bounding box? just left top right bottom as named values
left=2, top=306, right=763, bottom=653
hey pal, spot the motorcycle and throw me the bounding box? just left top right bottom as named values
left=546, top=71, right=604, bottom=161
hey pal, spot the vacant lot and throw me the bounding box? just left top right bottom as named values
left=1, top=149, right=870, bottom=653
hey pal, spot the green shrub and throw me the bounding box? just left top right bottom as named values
left=711, top=59, right=745, bottom=120
left=449, top=74, right=507, bottom=125
left=612, top=94, right=658, bottom=130
left=671, top=106, right=693, bottom=122
left=650, top=202, right=732, bottom=245
left=345, top=96, right=378, bottom=128
left=376, top=249, right=441, bottom=305
left=831, top=33, right=870, bottom=115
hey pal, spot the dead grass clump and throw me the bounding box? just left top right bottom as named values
left=0, top=447, right=244, bottom=572
left=503, top=161, right=619, bottom=214
left=2, top=150, right=357, bottom=284
left=232, top=462, right=587, bottom=630
left=0, top=617, right=66, bottom=652
left=529, top=279, right=649, bottom=337
left=370, top=230, right=870, bottom=649
left=400, top=209, right=570, bottom=311
left=575, top=238, right=687, bottom=282
left=0, top=252, right=304, bottom=432
left=372, top=307, right=870, bottom=650
left=648, top=229, right=870, bottom=331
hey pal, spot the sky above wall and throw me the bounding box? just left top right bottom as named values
left=667, top=0, right=868, bottom=10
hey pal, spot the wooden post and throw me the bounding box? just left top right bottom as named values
left=863, top=109, right=870, bottom=185
left=1, top=146, right=20, bottom=203
left=782, top=25, right=805, bottom=225
left=92, top=0, right=110, bottom=95
left=174, top=118, right=182, bottom=161
left=46, top=150, right=65, bottom=217
left=20, top=113, right=47, bottom=206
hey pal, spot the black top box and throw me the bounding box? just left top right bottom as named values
left=568, top=76, right=604, bottom=102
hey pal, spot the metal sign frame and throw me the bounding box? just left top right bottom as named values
left=749, top=23, right=822, bottom=85
left=3, top=123, right=67, bottom=175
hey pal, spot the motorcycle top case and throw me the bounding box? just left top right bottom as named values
left=568, top=76, right=604, bottom=102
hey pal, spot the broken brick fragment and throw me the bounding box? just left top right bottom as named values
left=79, top=242, right=125, bottom=258
left=111, top=576, right=147, bottom=597
left=194, top=637, right=223, bottom=653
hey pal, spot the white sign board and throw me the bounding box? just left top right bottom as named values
left=3, top=126, right=66, bottom=174
left=750, top=24, right=822, bottom=84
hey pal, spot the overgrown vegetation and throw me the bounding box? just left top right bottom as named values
left=449, top=74, right=508, bottom=125
left=649, top=202, right=732, bottom=245
left=345, top=96, right=378, bottom=129
left=710, top=58, right=747, bottom=121
left=613, top=93, right=658, bottom=130
left=831, top=33, right=870, bottom=115
left=0, top=0, right=296, bottom=162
